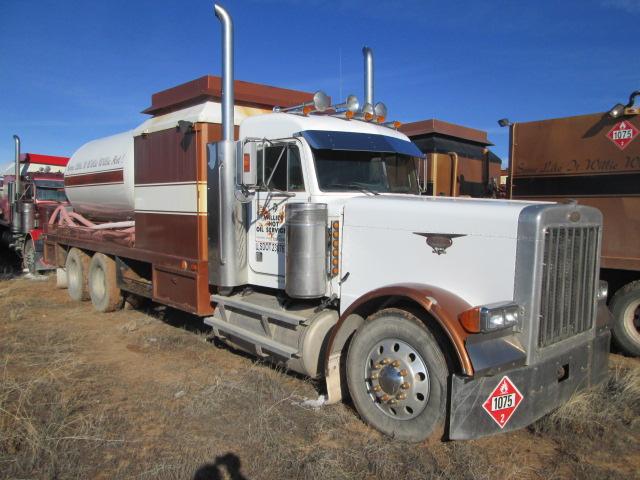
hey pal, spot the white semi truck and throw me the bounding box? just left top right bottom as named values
left=43, top=4, right=611, bottom=441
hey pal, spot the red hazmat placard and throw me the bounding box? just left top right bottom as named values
left=607, top=120, right=638, bottom=150
left=482, top=376, right=523, bottom=429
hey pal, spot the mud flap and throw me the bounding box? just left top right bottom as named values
left=448, top=330, right=610, bottom=440
left=33, top=239, right=56, bottom=272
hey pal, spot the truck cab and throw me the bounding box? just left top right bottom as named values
left=204, top=105, right=611, bottom=441
left=0, top=146, right=69, bottom=273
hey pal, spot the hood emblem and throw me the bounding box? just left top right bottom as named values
left=413, top=232, right=466, bottom=255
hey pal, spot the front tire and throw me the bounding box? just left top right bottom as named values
left=22, top=238, right=36, bottom=274
left=88, top=253, right=123, bottom=313
left=346, top=308, right=449, bottom=442
left=611, top=281, right=640, bottom=357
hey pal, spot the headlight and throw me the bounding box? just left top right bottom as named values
left=597, top=280, right=608, bottom=302
left=459, top=302, right=520, bottom=333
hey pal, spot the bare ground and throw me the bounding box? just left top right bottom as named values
left=1, top=268, right=639, bottom=479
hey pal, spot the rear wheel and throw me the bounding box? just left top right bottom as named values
left=65, top=248, right=90, bottom=301
left=88, top=253, right=123, bottom=313
left=611, top=280, right=640, bottom=357
left=346, top=308, right=449, bottom=442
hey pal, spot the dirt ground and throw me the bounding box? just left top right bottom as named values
left=1, top=255, right=639, bottom=479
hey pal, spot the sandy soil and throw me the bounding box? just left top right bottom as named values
left=1, top=265, right=639, bottom=479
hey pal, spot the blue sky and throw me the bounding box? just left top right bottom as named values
left=1, top=0, right=639, bottom=168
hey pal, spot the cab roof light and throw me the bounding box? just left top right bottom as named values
left=374, top=102, right=387, bottom=123
left=274, top=90, right=330, bottom=116
left=382, top=120, right=402, bottom=130
left=330, top=95, right=360, bottom=118
left=355, top=102, right=375, bottom=122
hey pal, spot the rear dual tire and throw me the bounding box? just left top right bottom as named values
left=65, top=249, right=123, bottom=312
left=88, top=253, right=124, bottom=313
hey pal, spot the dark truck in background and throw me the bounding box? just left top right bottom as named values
left=504, top=91, right=640, bottom=356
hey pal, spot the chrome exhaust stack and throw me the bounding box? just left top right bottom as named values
left=214, top=4, right=234, bottom=142
left=13, top=135, right=21, bottom=201
left=209, top=3, right=247, bottom=289
left=11, top=135, right=22, bottom=234
left=363, top=46, right=374, bottom=107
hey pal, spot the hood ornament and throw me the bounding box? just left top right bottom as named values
left=413, top=232, right=466, bottom=255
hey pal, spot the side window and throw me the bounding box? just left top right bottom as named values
left=287, top=146, right=304, bottom=192
left=261, top=144, right=305, bottom=192
left=264, top=145, right=287, bottom=191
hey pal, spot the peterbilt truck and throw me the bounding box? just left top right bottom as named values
left=42, top=4, right=610, bottom=441
left=504, top=92, right=640, bottom=357
left=0, top=138, right=68, bottom=273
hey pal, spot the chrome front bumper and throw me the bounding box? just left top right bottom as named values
left=448, top=327, right=610, bottom=440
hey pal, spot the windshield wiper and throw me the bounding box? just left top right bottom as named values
left=327, top=183, right=380, bottom=195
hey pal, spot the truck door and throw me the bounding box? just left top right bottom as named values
left=248, top=141, right=308, bottom=280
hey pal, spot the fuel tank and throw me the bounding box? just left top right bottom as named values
left=64, top=131, right=134, bottom=221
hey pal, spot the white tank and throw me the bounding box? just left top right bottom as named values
left=64, top=131, right=134, bottom=221
left=64, top=101, right=269, bottom=221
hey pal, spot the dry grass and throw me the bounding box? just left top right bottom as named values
left=529, top=362, right=640, bottom=479
left=1, top=273, right=639, bottom=479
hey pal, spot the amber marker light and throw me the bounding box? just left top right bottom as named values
left=331, top=267, right=339, bottom=276
left=459, top=307, right=482, bottom=333
left=332, top=240, right=339, bottom=248
left=332, top=230, right=339, bottom=239
left=332, top=221, right=339, bottom=229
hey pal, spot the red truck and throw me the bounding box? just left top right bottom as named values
left=0, top=136, right=69, bottom=273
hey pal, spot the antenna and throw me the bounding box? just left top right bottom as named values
left=339, top=47, right=343, bottom=102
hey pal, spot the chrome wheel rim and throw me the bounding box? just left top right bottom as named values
left=364, top=339, right=430, bottom=420
left=23, top=242, right=35, bottom=273
left=623, top=299, right=640, bottom=344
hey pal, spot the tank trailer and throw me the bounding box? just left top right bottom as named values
left=42, top=4, right=611, bottom=441
left=0, top=137, right=68, bottom=273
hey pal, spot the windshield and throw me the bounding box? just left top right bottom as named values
left=313, top=149, right=420, bottom=194
left=35, top=181, right=67, bottom=202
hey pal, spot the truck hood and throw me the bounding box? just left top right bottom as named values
left=343, top=195, right=546, bottom=239
left=339, top=195, right=549, bottom=311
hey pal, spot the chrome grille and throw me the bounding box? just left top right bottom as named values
left=538, top=226, right=599, bottom=348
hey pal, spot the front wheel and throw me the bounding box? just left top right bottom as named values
left=22, top=238, right=36, bottom=274
left=346, top=308, right=449, bottom=442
